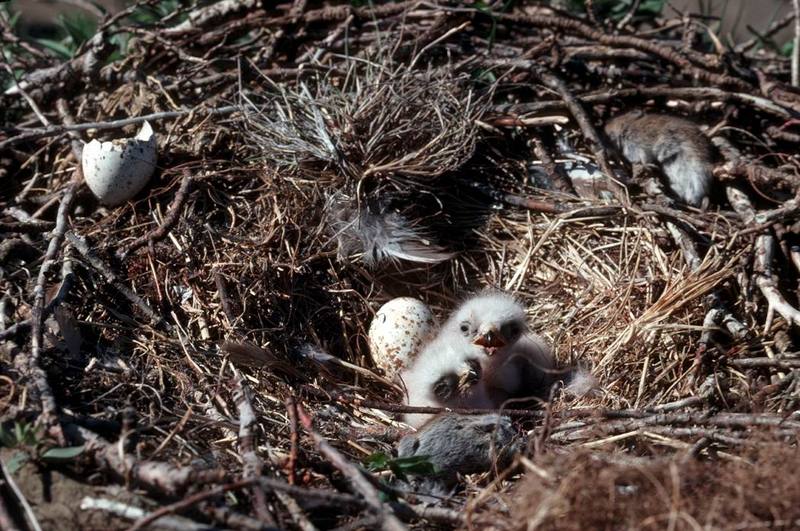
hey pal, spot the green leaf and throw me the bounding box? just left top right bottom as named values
left=365, top=452, right=437, bottom=481
left=35, top=38, right=75, bottom=59
left=389, top=455, right=437, bottom=478
left=41, top=445, right=85, bottom=462
left=364, top=452, right=390, bottom=471
left=5, top=452, right=29, bottom=475
left=59, top=12, right=97, bottom=49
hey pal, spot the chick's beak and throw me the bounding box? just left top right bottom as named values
left=473, top=328, right=507, bottom=350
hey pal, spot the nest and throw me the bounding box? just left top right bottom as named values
left=1, top=1, right=800, bottom=529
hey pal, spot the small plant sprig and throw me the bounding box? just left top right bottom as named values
left=0, top=421, right=85, bottom=474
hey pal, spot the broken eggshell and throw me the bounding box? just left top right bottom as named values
left=82, top=121, right=157, bottom=206
left=368, top=297, right=436, bottom=379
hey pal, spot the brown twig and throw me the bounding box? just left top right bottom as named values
left=65, top=231, right=169, bottom=329
left=297, top=405, right=407, bottom=531
left=125, top=478, right=274, bottom=531
left=285, top=395, right=300, bottom=485
left=232, top=368, right=276, bottom=526
left=497, top=12, right=751, bottom=90
left=21, top=176, right=80, bottom=442
left=118, top=170, right=193, bottom=260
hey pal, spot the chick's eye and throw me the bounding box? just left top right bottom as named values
left=501, top=322, right=521, bottom=339
left=459, top=321, right=470, bottom=334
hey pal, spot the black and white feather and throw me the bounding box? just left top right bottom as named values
left=326, top=194, right=453, bottom=267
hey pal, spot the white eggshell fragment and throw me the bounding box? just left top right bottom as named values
left=368, top=297, right=436, bottom=379
left=82, top=121, right=157, bottom=206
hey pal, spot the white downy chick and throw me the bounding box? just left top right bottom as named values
left=443, top=291, right=556, bottom=404
left=604, top=111, right=714, bottom=207
left=399, top=331, right=494, bottom=428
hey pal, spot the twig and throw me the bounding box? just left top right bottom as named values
left=274, top=491, right=318, bottom=531
left=497, top=86, right=794, bottom=120
left=126, top=479, right=274, bottom=531
left=118, top=170, right=193, bottom=260
left=64, top=423, right=228, bottom=496
left=22, top=176, right=79, bottom=442
left=496, top=12, right=750, bottom=89
left=755, top=233, right=800, bottom=327
left=730, top=357, right=800, bottom=369
left=285, top=395, right=300, bottom=485
left=616, top=0, right=642, bottom=30
left=793, top=0, right=800, bottom=86
left=531, top=138, right=575, bottom=195
left=297, top=405, right=407, bottom=531
left=65, top=231, right=169, bottom=329
left=81, top=497, right=209, bottom=531
left=0, top=105, right=238, bottom=150
left=0, top=458, right=41, bottom=531
left=232, top=368, right=276, bottom=526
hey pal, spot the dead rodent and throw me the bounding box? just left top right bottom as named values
left=604, top=111, right=714, bottom=207
left=396, top=413, right=521, bottom=492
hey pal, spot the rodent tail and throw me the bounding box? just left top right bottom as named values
left=326, top=194, right=453, bottom=267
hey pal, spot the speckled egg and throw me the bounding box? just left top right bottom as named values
left=82, top=121, right=157, bottom=206
left=368, top=297, right=436, bottom=379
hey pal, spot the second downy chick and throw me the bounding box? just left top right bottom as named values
left=604, top=111, right=714, bottom=207
left=444, top=291, right=557, bottom=405
left=399, top=333, right=494, bottom=428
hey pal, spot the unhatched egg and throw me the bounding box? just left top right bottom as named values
left=368, top=297, right=435, bottom=379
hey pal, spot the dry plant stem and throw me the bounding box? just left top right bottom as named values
left=500, top=86, right=794, bottom=119
left=81, top=497, right=206, bottom=531
left=616, top=0, right=642, bottom=29
left=0, top=459, right=39, bottom=531
left=389, top=504, right=465, bottom=527
left=665, top=222, right=747, bottom=343
left=126, top=478, right=277, bottom=531
left=232, top=368, right=276, bottom=526
left=793, top=0, right=800, bottom=86
left=755, top=233, right=800, bottom=327
left=552, top=411, right=800, bottom=441
left=738, top=11, right=797, bottom=52
left=0, top=247, right=76, bottom=342
left=731, top=357, right=800, bottom=369
left=498, top=13, right=749, bottom=90
left=118, top=170, right=193, bottom=260
left=65, top=231, right=168, bottom=329
left=0, top=105, right=238, bottom=150
left=274, top=490, right=318, bottom=531
left=297, top=405, right=407, bottom=531
left=64, top=423, right=228, bottom=496
left=23, top=177, right=79, bottom=441
left=5, top=30, right=113, bottom=99
left=201, top=505, right=276, bottom=531
left=285, top=395, right=300, bottom=485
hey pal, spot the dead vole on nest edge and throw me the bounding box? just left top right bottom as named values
left=604, top=111, right=715, bottom=207
left=396, top=413, right=521, bottom=496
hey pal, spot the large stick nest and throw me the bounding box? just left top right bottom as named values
left=1, top=1, right=800, bottom=529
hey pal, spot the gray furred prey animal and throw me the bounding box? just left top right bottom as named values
left=443, top=291, right=557, bottom=405
left=396, top=413, right=520, bottom=493
left=399, top=333, right=494, bottom=428
left=604, top=111, right=714, bottom=206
